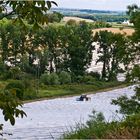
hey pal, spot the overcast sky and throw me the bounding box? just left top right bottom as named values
left=53, top=0, right=140, bottom=11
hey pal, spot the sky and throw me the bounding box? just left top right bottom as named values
left=53, top=0, right=140, bottom=11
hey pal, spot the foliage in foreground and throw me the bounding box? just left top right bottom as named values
left=0, top=90, right=26, bottom=135
left=64, top=62, right=140, bottom=140
left=63, top=110, right=140, bottom=139
left=0, top=1, right=57, bottom=29
left=64, top=76, right=140, bottom=139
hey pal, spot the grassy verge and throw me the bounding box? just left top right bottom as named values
left=23, top=81, right=129, bottom=102
left=0, top=80, right=130, bottom=102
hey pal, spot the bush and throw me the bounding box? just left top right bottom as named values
left=1, top=67, right=23, bottom=80
left=49, top=73, right=60, bottom=85
left=22, top=78, right=32, bottom=89
left=59, top=71, right=71, bottom=84
left=66, top=19, right=77, bottom=25
left=126, top=65, right=140, bottom=82
left=88, top=72, right=101, bottom=81
left=0, top=60, right=6, bottom=74
left=64, top=111, right=140, bottom=139
left=9, top=67, right=22, bottom=80
left=23, top=88, right=37, bottom=100
left=40, top=73, right=50, bottom=85
left=1, top=71, right=12, bottom=80
left=40, top=73, right=60, bottom=85
left=5, top=80, right=24, bottom=99
left=18, top=73, right=34, bottom=89
left=83, top=75, right=96, bottom=84
left=74, top=75, right=98, bottom=84
left=76, top=75, right=84, bottom=83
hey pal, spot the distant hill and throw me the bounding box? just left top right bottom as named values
left=52, top=8, right=128, bottom=23
left=52, top=8, right=126, bottom=16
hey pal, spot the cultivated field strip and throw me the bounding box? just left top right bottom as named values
left=0, top=85, right=136, bottom=139
left=2, top=126, right=73, bottom=139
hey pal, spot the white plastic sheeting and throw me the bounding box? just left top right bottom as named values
left=0, top=85, right=136, bottom=139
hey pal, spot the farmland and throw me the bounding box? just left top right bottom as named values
left=92, top=27, right=135, bottom=36
left=0, top=85, right=136, bottom=139
left=62, top=16, right=94, bottom=23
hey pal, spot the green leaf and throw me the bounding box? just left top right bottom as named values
left=4, top=115, right=8, bottom=121
left=46, top=1, right=52, bottom=9
left=10, top=116, right=15, bottom=126
left=51, top=1, right=58, bottom=6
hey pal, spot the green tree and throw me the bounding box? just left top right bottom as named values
left=0, top=90, right=26, bottom=134
left=94, top=31, right=130, bottom=81
left=66, top=21, right=94, bottom=76
left=0, top=19, right=12, bottom=62
left=0, top=0, right=57, bottom=133
left=35, top=25, right=60, bottom=73
left=112, top=4, right=140, bottom=118
left=47, top=12, right=64, bottom=23
left=0, top=20, right=29, bottom=66
left=94, top=31, right=112, bottom=80
left=127, top=5, right=140, bottom=63
left=112, top=66, right=140, bottom=115
left=0, top=1, right=57, bottom=28
left=32, top=22, right=94, bottom=76
left=108, top=33, right=131, bottom=81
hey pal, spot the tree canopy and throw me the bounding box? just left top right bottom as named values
left=112, top=4, right=140, bottom=118
left=0, top=0, right=57, bottom=134
left=0, top=0, right=57, bottom=28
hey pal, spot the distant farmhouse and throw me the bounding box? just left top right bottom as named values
left=122, top=20, right=133, bottom=26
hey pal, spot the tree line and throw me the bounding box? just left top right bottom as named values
left=0, top=20, right=93, bottom=78
left=76, top=14, right=129, bottom=22
left=0, top=19, right=135, bottom=82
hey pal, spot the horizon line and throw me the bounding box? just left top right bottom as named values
left=52, top=7, right=126, bottom=13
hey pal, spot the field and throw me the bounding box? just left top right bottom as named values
left=92, top=27, right=135, bottom=36
left=62, top=16, right=94, bottom=23
left=61, top=16, right=134, bottom=36
left=0, top=85, right=136, bottom=139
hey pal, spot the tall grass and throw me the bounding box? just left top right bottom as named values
left=63, top=111, right=140, bottom=139
left=36, top=81, right=126, bottom=99
left=0, top=79, right=127, bottom=101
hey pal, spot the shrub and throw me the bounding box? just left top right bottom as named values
left=40, top=73, right=60, bottom=85
left=40, top=73, right=50, bottom=85
left=64, top=111, right=140, bottom=139
left=59, top=71, right=71, bottom=84
left=1, top=71, right=12, bottom=80
left=18, top=73, right=34, bottom=89
left=9, top=67, right=22, bottom=80
left=49, top=73, right=60, bottom=85
left=88, top=72, right=101, bottom=81
left=22, top=78, right=32, bottom=89
left=1, top=66, right=24, bottom=80
left=76, top=75, right=84, bottom=83
left=83, top=75, right=96, bottom=84
left=66, top=19, right=77, bottom=25
left=5, top=80, right=24, bottom=99
left=23, top=88, right=37, bottom=100
left=0, top=60, right=6, bottom=74
left=74, top=75, right=98, bottom=84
